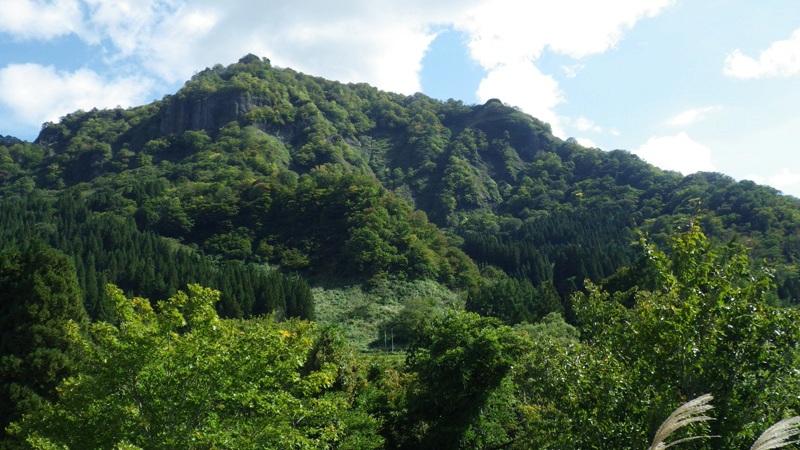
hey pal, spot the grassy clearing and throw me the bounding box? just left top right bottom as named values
left=312, top=278, right=461, bottom=351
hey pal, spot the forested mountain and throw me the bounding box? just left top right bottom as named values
left=3, top=54, right=800, bottom=306
left=4, top=54, right=800, bottom=448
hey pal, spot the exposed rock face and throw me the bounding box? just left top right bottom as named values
left=159, top=92, right=267, bottom=135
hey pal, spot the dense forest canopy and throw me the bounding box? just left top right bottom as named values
left=3, top=55, right=800, bottom=448
left=3, top=54, right=800, bottom=305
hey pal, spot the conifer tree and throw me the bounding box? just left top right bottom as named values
left=0, top=244, right=88, bottom=437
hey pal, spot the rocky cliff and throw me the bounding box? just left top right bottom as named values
left=159, top=91, right=268, bottom=135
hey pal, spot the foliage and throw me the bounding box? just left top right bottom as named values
left=0, top=192, right=315, bottom=322
left=8, top=285, right=382, bottom=449
left=5, top=55, right=800, bottom=449
left=466, top=273, right=562, bottom=324
left=514, top=311, right=579, bottom=343
left=571, top=224, right=800, bottom=448
left=0, top=245, right=88, bottom=439
left=3, top=55, right=799, bottom=305
left=399, top=311, right=527, bottom=449
left=312, top=278, right=458, bottom=351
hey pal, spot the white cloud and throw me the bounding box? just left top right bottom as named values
left=0, top=0, right=86, bottom=40
left=27, top=0, right=673, bottom=101
left=573, top=116, right=603, bottom=133
left=574, top=137, right=597, bottom=148
left=724, top=28, right=800, bottom=79
left=0, top=0, right=457, bottom=94
left=136, top=4, right=222, bottom=82
left=0, top=63, right=153, bottom=126
left=745, top=169, right=800, bottom=193
left=80, top=0, right=192, bottom=55
left=455, top=0, right=673, bottom=66
left=665, top=105, right=722, bottom=126
left=0, top=0, right=676, bottom=137
left=768, top=169, right=800, bottom=191
left=455, top=0, right=673, bottom=137
left=0, top=0, right=676, bottom=94
left=561, top=63, right=585, bottom=78
left=632, top=132, right=715, bottom=174
left=112, top=0, right=466, bottom=94
left=476, top=61, right=565, bottom=135
left=0, top=0, right=457, bottom=132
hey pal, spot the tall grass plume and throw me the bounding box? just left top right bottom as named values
left=648, top=394, right=715, bottom=450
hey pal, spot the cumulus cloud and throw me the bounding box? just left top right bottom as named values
left=565, top=117, right=604, bottom=145
left=724, top=28, right=800, bottom=79
left=455, top=0, right=673, bottom=65
left=0, top=0, right=453, bottom=93
left=80, top=0, right=195, bottom=56
left=632, top=132, right=715, bottom=174
left=455, top=0, right=673, bottom=135
left=0, top=0, right=85, bottom=40
left=0, top=0, right=676, bottom=98
left=0, top=0, right=675, bottom=134
left=573, top=116, right=603, bottom=133
left=745, top=169, right=800, bottom=194
left=665, top=105, right=722, bottom=126
left=476, top=61, right=564, bottom=135
left=0, top=0, right=461, bottom=133
left=108, top=0, right=472, bottom=94
left=574, top=137, right=597, bottom=148
left=0, top=63, right=153, bottom=125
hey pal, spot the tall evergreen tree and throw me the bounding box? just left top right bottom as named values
left=0, top=244, right=88, bottom=437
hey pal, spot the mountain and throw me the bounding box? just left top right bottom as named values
left=3, top=54, right=800, bottom=314
left=0, top=135, right=21, bottom=146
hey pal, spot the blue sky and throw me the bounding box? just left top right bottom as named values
left=1, top=0, right=800, bottom=197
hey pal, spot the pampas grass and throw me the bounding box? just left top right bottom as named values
left=750, top=416, right=800, bottom=450
left=648, top=394, right=715, bottom=450
left=647, top=393, right=800, bottom=450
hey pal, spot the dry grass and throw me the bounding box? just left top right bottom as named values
left=648, top=394, right=715, bottom=450
left=648, top=394, right=800, bottom=450
left=750, top=416, right=800, bottom=450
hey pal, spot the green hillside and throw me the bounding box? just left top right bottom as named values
left=4, top=55, right=800, bottom=448
left=3, top=54, right=800, bottom=306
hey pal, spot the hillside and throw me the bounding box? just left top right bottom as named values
left=5, top=54, right=800, bottom=449
left=3, top=54, right=800, bottom=309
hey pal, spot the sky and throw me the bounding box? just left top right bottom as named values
left=1, top=1, right=800, bottom=197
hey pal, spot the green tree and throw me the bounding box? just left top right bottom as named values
left=573, top=224, right=800, bottom=448
left=0, top=245, right=88, bottom=438
left=375, top=296, right=440, bottom=350
left=466, top=275, right=561, bottom=324
left=512, top=323, right=646, bottom=449
left=401, top=310, right=526, bottom=449
left=9, top=285, right=381, bottom=449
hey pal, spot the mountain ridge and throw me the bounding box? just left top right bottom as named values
left=3, top=54, right=800, bottom=307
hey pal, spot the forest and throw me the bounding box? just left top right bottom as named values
left=3, top=54, right=800, bottom=448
